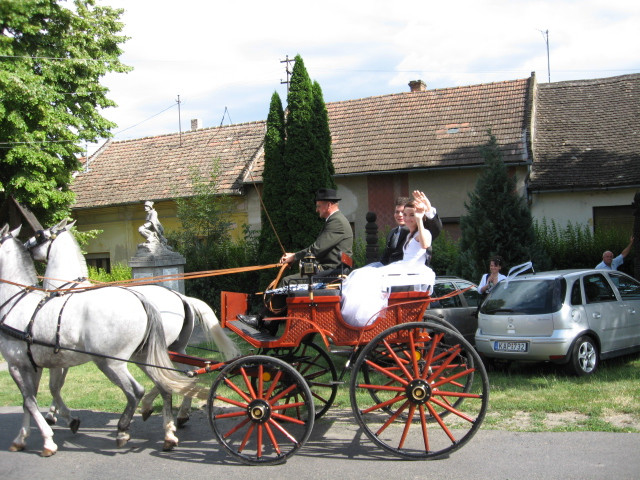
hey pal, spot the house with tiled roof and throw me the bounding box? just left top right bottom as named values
left=71, top=72, right=639, bottom=269
left=529, top=73, right=640, bottom=232
left=72, top=121, right=266, bottom=269
left=72, top=76, right=534, bottom=266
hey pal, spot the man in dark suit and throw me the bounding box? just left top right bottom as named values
left=280, top=188, right=353, bottom=280
left=238, top=188, right=353, bottom=331
left=380, top=192, right=442, bottom=266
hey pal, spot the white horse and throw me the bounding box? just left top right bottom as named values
left=24, top=219, right=240, bottom=429
left=0, top=224, right=199, bottom=456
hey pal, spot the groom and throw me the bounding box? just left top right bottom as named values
left=380, top=192, right=442, bottom=266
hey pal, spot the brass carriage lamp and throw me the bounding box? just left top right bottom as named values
left=301, top=250, right=318, bottom=300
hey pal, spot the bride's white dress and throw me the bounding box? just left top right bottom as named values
left=340, top=233, right=435, bottom=327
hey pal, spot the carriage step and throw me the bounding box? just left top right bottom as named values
left=233, top=321, right=279, bottom=342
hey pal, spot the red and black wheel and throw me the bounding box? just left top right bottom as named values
left=207, top=355, right=314, bottom=465
left=259, top=341, right=339, bottom=420
left=350, top=322, right=488, bottom=459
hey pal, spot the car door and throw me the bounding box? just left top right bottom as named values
left=582, top=273, right=625, bottom=353
left=429, top=280, right=476, bottom=344
left=607, top=272, right=640, bottom=348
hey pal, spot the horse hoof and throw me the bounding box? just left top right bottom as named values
left=176, top=416, right=189, bottom=429
left=162, top=440, right=177, bottom=451
left=141, top=409, right=153, bottom=421
left=41, top=448, right=57, bottom=457
left=116, top=437, right=129, bottom=448
left=9, top=443, right=25, bottom=452
left=45, top=416, right=57, bottom=426
left=70, top=418, right=80, bottom=434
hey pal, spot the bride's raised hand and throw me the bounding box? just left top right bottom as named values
left=412, top=190, right=432, bottom=213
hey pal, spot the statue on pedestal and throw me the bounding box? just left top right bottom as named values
left=138, top=201, right=170, bottom=250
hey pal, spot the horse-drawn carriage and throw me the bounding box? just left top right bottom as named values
left=0, top=222, right=488, bottom=465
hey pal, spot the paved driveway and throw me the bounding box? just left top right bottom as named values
left=1, top=406, right=639, bottom=480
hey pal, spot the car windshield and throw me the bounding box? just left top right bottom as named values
left=480, top=278, right=565, bottom=314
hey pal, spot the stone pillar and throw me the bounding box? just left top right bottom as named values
left=365, top=211, right=379, bottom=264
left=129, top=244, right=187, bottom=294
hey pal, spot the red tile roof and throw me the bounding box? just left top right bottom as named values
left=250, top=77, right=532, bottom=180
left=73, top=77, right=533, bottom=208
left=530, top=73, right=640, bottom=191
left=72, top=121, right=266, bottom=209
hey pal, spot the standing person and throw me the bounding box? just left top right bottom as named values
left=380, top=191, right=442, bottom=266
left=595, top=237, right=634, bottom=270
left=341, top=198, right=435, bottom=327
left=478, top=255, right=507, bottom=296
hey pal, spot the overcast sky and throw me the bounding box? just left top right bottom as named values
left=88, top=0, right=639, bottom=155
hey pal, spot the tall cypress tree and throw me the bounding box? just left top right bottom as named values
left=458, top=132, right=536, bottom=281
left=312, top=80, right=335, bottom=190
left=258, top=92, right=287, bottom=285
left=281, top=55, right=333, bottom=250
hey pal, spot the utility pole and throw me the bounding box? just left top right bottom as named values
left=539, top=29, right=551, bottom=83
left=280, top=55, right=294, bottom=96
left=176, top=94, right=182, bottom=146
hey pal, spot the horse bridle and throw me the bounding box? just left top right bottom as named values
left=24, top=225, right=67, bottom=260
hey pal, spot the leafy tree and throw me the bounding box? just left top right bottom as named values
left=457, top=132, right=543, bottom=281
left=167, top=165, right=259, bottom=311
left=0, top=0, right=130, bottom=224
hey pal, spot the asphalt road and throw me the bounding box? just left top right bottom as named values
left=1, top=406, right=639, bottom=480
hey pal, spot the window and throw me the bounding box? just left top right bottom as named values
left=609, top=272, right=640, bottom=300
left=85, top=253, right=111, bottom=273
left=583, top=274, right=616, bottom=303
left=432, top=282, right=462, bottom=308
left=457, top=281, right=480, bottom=307
left=570, top=279, right=582, bottom=305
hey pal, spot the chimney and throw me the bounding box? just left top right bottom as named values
left=408, top=80, right=426, bottom=92
left=190, top=118, right=202, bottom=131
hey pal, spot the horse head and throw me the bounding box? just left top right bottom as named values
left=25, top=219, right=76, bottom=262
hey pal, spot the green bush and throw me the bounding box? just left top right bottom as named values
left=88, top=263, right=132, bottom=283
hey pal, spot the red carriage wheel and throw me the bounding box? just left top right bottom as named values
left=259, top=340, right=339, bottom=420
left=207, top=355, right=314, bottom=465
left=350, top=322, right=488, bottom=459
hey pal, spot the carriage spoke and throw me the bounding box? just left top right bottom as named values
left=208, top=356, right=314, bottom=465
left=350, top=322, right=489, bottom=460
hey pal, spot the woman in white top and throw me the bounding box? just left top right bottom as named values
left=341, top=195, right=435, bottom=327
left=478, top=255, right=507, bottom=295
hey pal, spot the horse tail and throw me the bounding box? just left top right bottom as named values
left=188, top=297, right=240, bottom=360
left=136, top=295, right=207, bottom=399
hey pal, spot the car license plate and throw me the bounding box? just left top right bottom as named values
left=493, top=341, right=529, bottom=352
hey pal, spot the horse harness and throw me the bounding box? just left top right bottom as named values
left=0, top=279, right=85, bottom=371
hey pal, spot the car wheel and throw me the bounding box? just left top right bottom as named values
left=566, top=336, right=598, bottom=376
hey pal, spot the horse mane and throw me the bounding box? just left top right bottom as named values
left=63, top=230, right=89, bottom=278
left=7, top=237, right=39, bottom=285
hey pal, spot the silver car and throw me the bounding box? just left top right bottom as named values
left=475, top=269, right=640, bottom=375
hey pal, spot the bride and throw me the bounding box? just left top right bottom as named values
left=341, top=192, right=435, bottom=327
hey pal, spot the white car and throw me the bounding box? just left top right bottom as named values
left=475, top=269, right=640, bottom=375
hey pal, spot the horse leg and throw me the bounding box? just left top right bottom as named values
left=176, top=395, right=192, bottom=429
left=156, top=386, right=178, bottom=451
left=48, top=367, right=80, bottom=433
left=8, top=365, right=57, bottom=456
left=140, top=386, right=159, bottom=421
left=95, top=361, right=145, bottom=447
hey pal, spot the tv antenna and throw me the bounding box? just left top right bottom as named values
left=538, top=29, right=550, bottom=83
